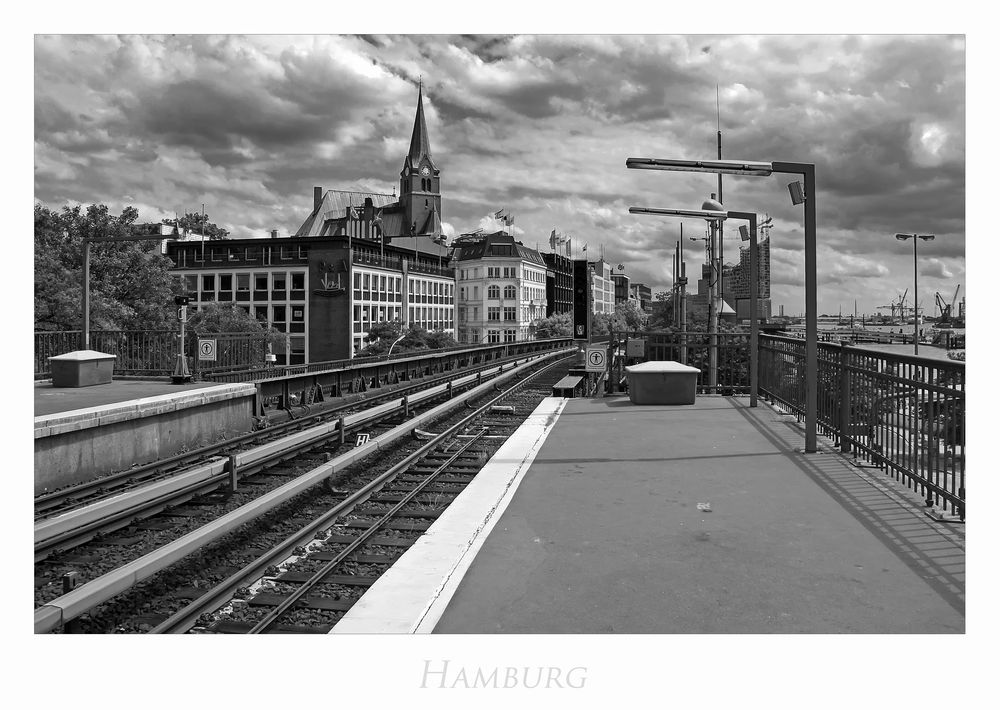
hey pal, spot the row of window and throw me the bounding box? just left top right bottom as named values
left=351, top=270, right=455, bottom=304
left=184, top=271, right=307, bottom=302
left=457, top=283, right=547, bottom=303
left=174, top=244, right=308, bottom=267
left=351, top=305, right=455, bottom=334
left=457, top=328, right=520, bottom=344
left=457, top=305, right=542, bottom=323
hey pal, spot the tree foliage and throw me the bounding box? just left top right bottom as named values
left=186, top=303, right=284, bottom=347
left=161, top=212, right=230, bottom=240
left=357, top=321, right=458, bottom=358
left=532, top=311, right=573, bottom=339
left=34, top=203, right=183, bottom=332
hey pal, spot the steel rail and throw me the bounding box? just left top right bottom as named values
left=35, top=349, right=541, bottom=518
left=33, top=356, right=532, bottom=557
left=34, top=348, right=574, bottom=633
left=152, top=353, right=571, bottom=634
left=248, top=429, right=490, bottom=633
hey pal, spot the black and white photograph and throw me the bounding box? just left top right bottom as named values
left=19, top=3, right=990, bottom=706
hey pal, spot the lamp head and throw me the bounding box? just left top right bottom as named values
left=701, top=194, right=724, bottom=213
left=895, top=233, right=913, bottom=241
left=788, top=181, right=806, bottom=205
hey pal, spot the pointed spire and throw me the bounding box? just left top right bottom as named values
left=407, top=81, right=431, bottom=164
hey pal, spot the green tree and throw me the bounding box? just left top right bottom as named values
left=35, top=203, right=182, bottom=332
left=186, top=303, right=284, bottom=348
left=356, top=321, right=457, bottom=358
left=161, top=212, right=230, bottom=240
left=615, top=301, right=646, bottom=331
left=533, top=312, right=573, bottom=339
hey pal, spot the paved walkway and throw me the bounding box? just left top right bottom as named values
left=34, top=379, right=219, bottom=417
left=429, top=396, right=964, bottom=633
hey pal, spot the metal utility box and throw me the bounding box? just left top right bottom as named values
left=48, top=350, right=116, bottom=388
left=625, top=361, right=700, bottom=405
left=626, top=338, right=646, bottom=357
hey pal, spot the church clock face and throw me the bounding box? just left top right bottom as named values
left=420, top=166, right=430, bottom=177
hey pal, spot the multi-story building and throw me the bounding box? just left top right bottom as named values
left=542, top=252, right=574, bottom=317
left=611, top=271, right=631, bottom=306
left=454, top=232, right=548, bottom=343
left=590, top=258, right=614, bottom=315
left=632, top=282, right=653, bottom=313
left=164, top=85, right=454, bottom=364
left=721, top=237, right=772, bottom=320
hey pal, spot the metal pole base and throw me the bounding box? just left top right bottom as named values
left=171, top=353, right=192, bottom=383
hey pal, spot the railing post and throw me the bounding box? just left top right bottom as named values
left=228, top=455, right=239, bottom=492
left=840, top=343, right=851, bottom=454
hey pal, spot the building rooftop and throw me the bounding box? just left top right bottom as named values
left=453, top=232, right=545, bottom=266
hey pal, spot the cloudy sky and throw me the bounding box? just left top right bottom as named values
left=34, top=32, right=966, bottom=316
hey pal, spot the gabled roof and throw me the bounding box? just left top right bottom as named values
left=390, top=234, right=450, bottom=258
left=418, top=205, right=442, bottom=236
left=295, top=189, right=398, bottom=237
left=453, top=232, right=545, bottom=266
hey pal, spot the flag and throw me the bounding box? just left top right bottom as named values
left=505, top=214, right=514, bottom=226
left=348, top=206, right=360, bottom=220
left=582, top=244, right=588, bottom=252
left=493, top=209, right=505, bottom=219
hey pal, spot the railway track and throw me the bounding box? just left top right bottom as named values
left=33, top=354, right=551, bottom=564
left=34, top=349, right=575, bottom=633
left=35, top=352, right=538, bottom=521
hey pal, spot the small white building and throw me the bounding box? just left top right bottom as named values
left=453, top=232, right=548, bottom=343
left=590, top=258, right=614, bottom=315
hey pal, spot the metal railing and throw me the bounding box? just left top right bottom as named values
left=759, top=334, right=965, bottom=519
left=35, top=330, right=268, bottom=379
left=615, top=331, right=752, bottom=395
left=35, top=331, right=83, bottom=379
left=200, top=337, right=574, bottom=384
left=606, top=330, right=965, bottom=518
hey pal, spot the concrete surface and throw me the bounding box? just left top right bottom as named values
left=35, top=378, right=220, bottom=417
left=431, top=395, right=964, bottom=634
left=34, top=382, right=256, bottom=494
left=333, top=397, right=567, bottom=634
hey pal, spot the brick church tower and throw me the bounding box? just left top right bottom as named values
left=399, top=83, right=442, bottom=237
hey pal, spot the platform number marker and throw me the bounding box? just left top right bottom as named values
left=355, top=433, right=371, bottom=447
left=586, top=346, right=607, bottom=372
left=198, top=339, right=217, bottom=361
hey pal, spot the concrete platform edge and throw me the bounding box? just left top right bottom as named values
left=331, top=396, right=568, bottom=634
left=34, top=383, right=256, bottom=437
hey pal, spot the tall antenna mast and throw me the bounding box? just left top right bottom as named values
left=716, top=84, right=724, bottom=308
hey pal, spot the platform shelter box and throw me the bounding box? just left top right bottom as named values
left=48, top=350, right=116, bottom=388
left=625, top=361, right=700, bottom=405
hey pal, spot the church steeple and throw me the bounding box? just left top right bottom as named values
left=407, top=80, right=432, bottom=166
left=399, top=80, right=441, bottom=236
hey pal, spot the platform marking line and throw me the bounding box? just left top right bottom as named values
left=330, top=396, right=568, bottom=634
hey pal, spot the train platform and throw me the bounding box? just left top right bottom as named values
left=334, top=394, right=965, bottom=634
left=34, top=379, right=257, bottom=494
left=34, top=378, right=224, bottom=417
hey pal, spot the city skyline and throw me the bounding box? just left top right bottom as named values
left=34, top=33, right=965, bottom=316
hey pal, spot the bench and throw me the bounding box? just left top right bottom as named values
left=552, top=375, right=584, bottom=398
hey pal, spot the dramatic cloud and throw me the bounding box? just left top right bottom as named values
left=34, top=34, right=965, bottom=314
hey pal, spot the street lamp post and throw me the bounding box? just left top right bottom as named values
left=629, top=206, right=759, bottom=407
left=627, top=158, right=816, bottom=450
left=894, top=233, right=935, bottom=355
